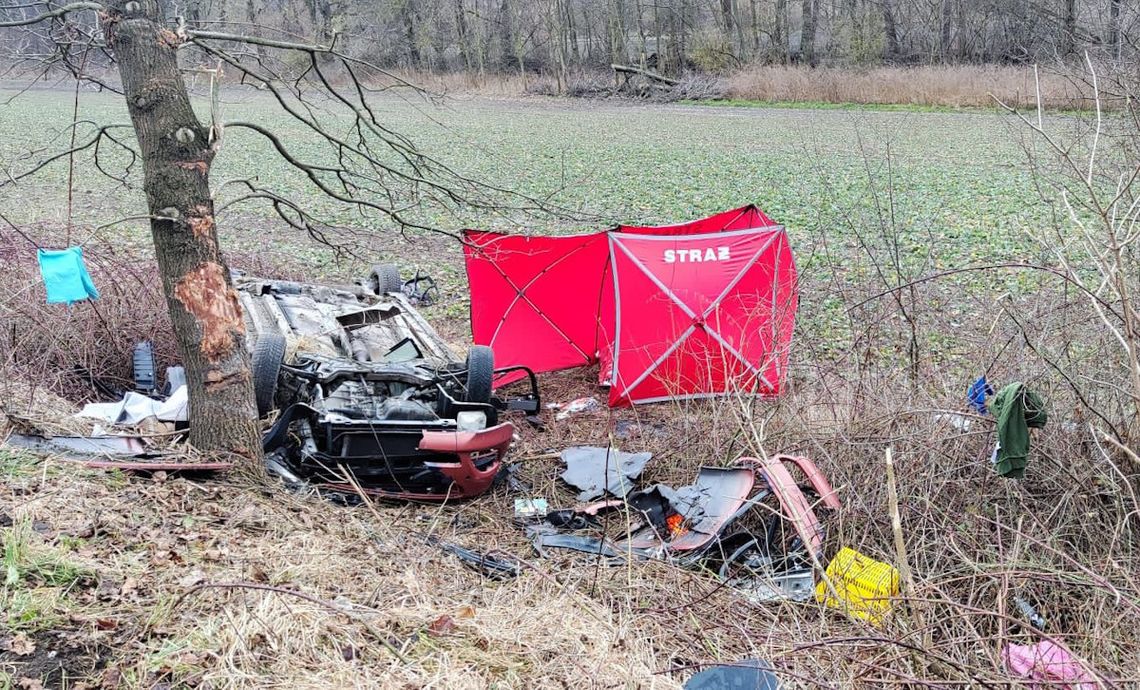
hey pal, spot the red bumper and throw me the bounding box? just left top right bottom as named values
left=415, top=422, right=514, bottom=499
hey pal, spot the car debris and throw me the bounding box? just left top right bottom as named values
left=815, top=547, right=900, bottom=627
left=684, top=658, right=781, bottom=689
left=3, top=433, right=233, bottom=472
left=559, top=446, right=652, bottom=501
left=426, top=535, right=521, bottom=580
left=534, top=454, right=839, bottom=602
left=7, top=432, right=151, bottom=456
left=550, top=396, right=601, bottom=420
left=76, top=385, right=188, bottom=426
left=400, top=269, right=439, bottom=306
left=237, top=268, right=540, bottom=501
left=513, top=498, right=548, bottom=521
left=1013, top=595, right=1047, bottom=631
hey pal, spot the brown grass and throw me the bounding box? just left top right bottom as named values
left=391, top=64, right=1097, bottom=111
left=5, top=309, right=1140, bottom=689
left=725, top=64, right=1093, bottom=110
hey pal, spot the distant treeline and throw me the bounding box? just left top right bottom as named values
left=1, top=0, right=1136, bottom=77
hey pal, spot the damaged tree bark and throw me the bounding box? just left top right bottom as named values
left=105, top=0, right=261, bottom=459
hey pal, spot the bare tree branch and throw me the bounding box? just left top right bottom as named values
left=0, top=1, right=102, bottom=28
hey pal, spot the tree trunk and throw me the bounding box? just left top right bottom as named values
left=1062, top=0, right=1076, bottom=56
left=775, top=0, right=788, bottom=62
left=566, top=0, right=580, bottom=63
left=1108, top=0, right=1120, bottom=59
left=881, top=0, right=899, bottom=58
left=455, top=0, right=471, bottom=70
left=497, top=0, right=514, bottom=71
left=400, top=0, right=420, bottom=68
left=719, top=0, right=736, bottom=54
left=939, top=0, right=952, bottom=62
left=105, top=0, right=261, bottom=460
left=801, top=0, right=818, bottom=66
left=749, top=0, right=760, bottom=54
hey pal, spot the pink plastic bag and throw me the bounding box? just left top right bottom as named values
left=1003, top=640, right=1097, bottom=690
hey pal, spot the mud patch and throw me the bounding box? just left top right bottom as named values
left=1, top=630, right=106, bottom=688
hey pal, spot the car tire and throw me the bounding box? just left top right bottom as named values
left=464, top=345, right=494, bottom=404
left=368, top=264, right=403, bottom=295
left=252, top=333, right=287, bottom=416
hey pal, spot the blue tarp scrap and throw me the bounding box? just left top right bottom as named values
left=967, top=375, right=994, bottom=415
left=37, top=246, right=99, bottom=304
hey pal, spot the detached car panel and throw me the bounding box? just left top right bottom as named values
left=238, top=270, right=537, bottom=500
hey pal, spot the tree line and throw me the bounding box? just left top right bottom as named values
left=1, top=0, right=1134, bottom=82
left=174, top=0, right=1132, bottom=74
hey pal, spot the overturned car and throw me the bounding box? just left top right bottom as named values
left=237, top=266, right=538, bottom=500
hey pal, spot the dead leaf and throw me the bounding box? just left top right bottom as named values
left=457, top=605, right=476, bottom=619
left=17, top=678, right=44, bottom=690
left=427, top=615, right=456, bottom=637
left=178, top=570, right=206, bottom=588
left=119, top=577, right=138, bottom=596
left=99, top=667, right=122, bottom=690
left=6, top=632, right=36, bottom=656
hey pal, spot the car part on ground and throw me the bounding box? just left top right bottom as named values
left=402, top=270, right=439, bottom=305
left=532, top=454, right=839, bottom=601
left=426, top=535, right=521, bottom=580
left=132, top=341, right=158, bottom=394
left=76, top=386, right=189, bottom=425
left=559, top=446, right=653, bottom=501
left=684, top=658, right=781, bottom=690
left=4, top=433, right=233, bottom=472
left=368, top=263, right=403, bottom=295
left=237, top=273, right=538, bottom=501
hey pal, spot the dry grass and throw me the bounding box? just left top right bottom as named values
left=724, top=64, right=1095, bottom=110
left=384, top=70, right=534, bottom=99
left=3, top=340, right=1139, bottom=687
left=389, top=64, right=1098, bottom=111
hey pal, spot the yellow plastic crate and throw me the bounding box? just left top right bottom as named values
left=816, top=547, right=900, bottom=626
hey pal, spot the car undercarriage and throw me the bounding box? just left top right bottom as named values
left=236, top=267, right=538, bottom=500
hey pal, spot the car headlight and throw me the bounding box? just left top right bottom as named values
left=456, top=411, right=487, bottom=431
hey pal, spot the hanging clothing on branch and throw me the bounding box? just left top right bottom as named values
left=990, top=382, right=1048, bottom=479
left=37, top=246, right=99, bottom=305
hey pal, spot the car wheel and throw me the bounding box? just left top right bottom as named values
left=252, top=333, right=287, bottom=416
left=464, top=345, right=494, bottom=404
left=368, top=264, right=403, bottom=295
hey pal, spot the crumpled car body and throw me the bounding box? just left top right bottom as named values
left=238, top=275, right=537, bottom=500
left=533, top=454, right=839, bottom=601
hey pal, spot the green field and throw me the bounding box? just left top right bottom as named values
left=1, top=87, right=1056, bottom=359
left=1, top=88, right=1046, bottom=247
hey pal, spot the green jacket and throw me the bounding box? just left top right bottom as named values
left=990, top=382, right=1047, bottom=479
